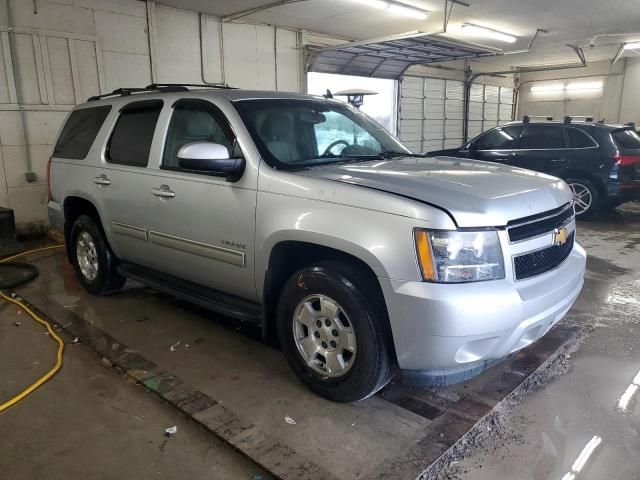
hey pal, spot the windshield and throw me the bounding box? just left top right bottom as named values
left=233, top=98, right=411, bottom=170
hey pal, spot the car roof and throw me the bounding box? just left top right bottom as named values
left=74, top=87, right=328, bottom=110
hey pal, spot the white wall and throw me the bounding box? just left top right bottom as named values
left=517, top=59, right=629, bottom=123
left=619, top=58, right=640, bottom=126
left=0, top=0, right=303, bottom=234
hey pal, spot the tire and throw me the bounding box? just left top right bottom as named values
left=69, top=214, right=126, bottom=295
left=276, top=261, right=396, bottom=402
left=566, top=178, right=601, bottom=218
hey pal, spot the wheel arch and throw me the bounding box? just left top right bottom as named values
left=261, top=237, right=393, bottom=350
left=63, top=195, right=106, bottom=262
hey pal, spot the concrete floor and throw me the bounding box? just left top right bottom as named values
left=0, top=295, right=269, bottom=479
left=443, top=206, right=640, bottom=479
left=1, top=204, right=639, bottom=480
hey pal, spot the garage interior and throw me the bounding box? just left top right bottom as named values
left=1, top=1, right=640, bottom=479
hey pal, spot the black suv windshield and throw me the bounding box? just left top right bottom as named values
left=234, top=98, right=410, bottom=170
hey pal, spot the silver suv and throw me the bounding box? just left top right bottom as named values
left=48, top=84, right=586, bottom=402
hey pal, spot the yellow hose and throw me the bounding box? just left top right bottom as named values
left=0, top=244, right=66, bottom=413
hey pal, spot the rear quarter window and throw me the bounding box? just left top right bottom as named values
left=53, top=106, right=111, bottom=159
left=612, top=129, right=640, bottom=149
left=566, top=128, right=597, bottom=148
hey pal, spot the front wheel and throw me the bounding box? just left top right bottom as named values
left=566, top=178, right=601, bottom=218
left=69, top=215, right=126, bottom=295
left=276, top=262, right=395, bottom=402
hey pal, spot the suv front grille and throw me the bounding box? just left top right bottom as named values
left=514, top=232, right=575, bottom=280
left=507, top=203, right=574, bottom=242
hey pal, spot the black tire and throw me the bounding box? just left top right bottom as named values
left=566, top=178, right=601, bottom=218
left=276, top=261, right=396, bottom=402
left=69, top=214, right=125, bottom=295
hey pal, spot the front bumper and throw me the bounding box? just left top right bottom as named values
left=380, top=241, right=586, bottom=379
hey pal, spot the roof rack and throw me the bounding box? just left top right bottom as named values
left=87, top=83, right=235, bottom=102
left=522, top=115, right=595, bottom=124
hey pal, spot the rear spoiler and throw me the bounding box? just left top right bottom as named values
left=611, top=125, right=637, bottom=134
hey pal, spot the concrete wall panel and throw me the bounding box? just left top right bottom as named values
left=155, top=6, right=201, bottom=84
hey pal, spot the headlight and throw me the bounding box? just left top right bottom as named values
left=414, top=229, right=504, bottom=283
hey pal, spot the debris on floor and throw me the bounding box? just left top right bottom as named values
left=284, top=416, right=296, bottom=425
left=169, top=340, right=181, bottom=352
left=165, top=426, right=178, bottom=436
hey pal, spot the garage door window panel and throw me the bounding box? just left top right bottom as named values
left=163, top=100, right=240, bottom=172
left=107, top=100, right=163, bottom=167
left=473, top=126, right=523, bottom=150
left=519, top=125, right=566, bottom=150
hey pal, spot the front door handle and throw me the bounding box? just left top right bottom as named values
left=93, top=175, right=111, bottom=186
left=550, top=158, right=566, bottom=164
left=152, top=185, right=175, bottom=198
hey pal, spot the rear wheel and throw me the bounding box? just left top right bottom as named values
left=69, top=215, right=125, bottom=295
left=276, top=261, right=395, bottom=402
left=566, top=178, right=601, bottom=218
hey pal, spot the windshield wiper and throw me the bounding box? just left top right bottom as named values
left=379, top=150, right=418, bottom=158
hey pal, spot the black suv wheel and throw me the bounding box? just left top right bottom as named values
left=276, top=261, right=395, bottom=402
left=566, top=178, right=601, bottom=218
left=69, top=215, right=126, bottom=295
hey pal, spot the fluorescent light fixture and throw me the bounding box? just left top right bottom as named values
left=566, top=81, right=603, bottom=91
left=350, top=0, right=428, bottom=19
left=352, top=0, right=387, bottom=9
left=460, top=23, right=517, bottom=43
left=623, top=41, right=640, bottom=50
left=531, top=83, right=564, bottom=92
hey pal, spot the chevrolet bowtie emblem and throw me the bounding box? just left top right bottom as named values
left=552, top=227, right=569, bottom=246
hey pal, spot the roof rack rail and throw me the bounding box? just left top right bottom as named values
left=87, top=82, right=236, bottom=102
left=146, top=83, right=235, bottom=90
left=522, top=115, right=554, bottom=123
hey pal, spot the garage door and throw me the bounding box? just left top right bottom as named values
left=399, top=76, right=515, bottom=153
left=399, top=76, right=463, bottom=152
left=467, top=84, right=515, bottom=140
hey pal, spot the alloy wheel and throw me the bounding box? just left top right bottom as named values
left=76, top=231, right=99, bottom=281
left=569, top=182, right=593, bottom=215
left=292, top=294, right=357, bottom=378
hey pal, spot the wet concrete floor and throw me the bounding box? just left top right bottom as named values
left=2, top=204, right=639, bottom=479
left=0, top=291, right=269, bottom=479
left=439, top=206, right=640, bottom=479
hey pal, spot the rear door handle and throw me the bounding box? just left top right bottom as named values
left=152, top=185, right=175, bottom=198
left=550, top=158, right=566, bottom=164
left=93, top=175, right=111, bottom=186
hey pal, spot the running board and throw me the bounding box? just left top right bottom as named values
left=116, top=262, right=262, bottom=324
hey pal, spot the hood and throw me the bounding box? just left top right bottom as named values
left=294, top=156, right=573, bottom=227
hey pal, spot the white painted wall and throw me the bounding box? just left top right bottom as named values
left=0, top=0, right=303, bottom=234
left=517, top=59, right=630, bottom=123
left=619, top=58, right=640, bottom=127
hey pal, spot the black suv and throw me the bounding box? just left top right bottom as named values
left=428, top=119, right=640, bottom=217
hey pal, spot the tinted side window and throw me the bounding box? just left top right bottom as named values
left=473, top=126, right=523, bottom=150
left=163, top=99, right=237, bottom=169
left=53, top=106, right=111, bottom=159
left=519, top=125, right=566, bottom=149
left=566, top=128, right=597, bottom=148
left=612, top=129, right=640, bottom=149
left=107, top=100, right=163, bottom=167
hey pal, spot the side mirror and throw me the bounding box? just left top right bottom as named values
left=177, top=142, right=245, bottom=181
